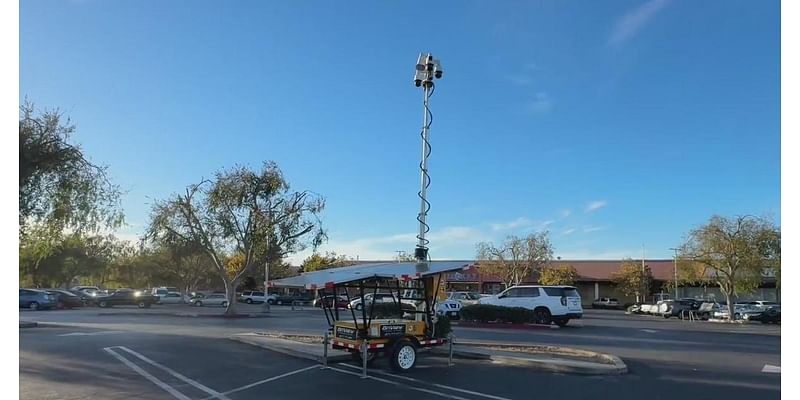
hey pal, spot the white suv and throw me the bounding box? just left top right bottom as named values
left=478, top=285, right=583, bottom=326
left=239, top=291, right=277, bottom=304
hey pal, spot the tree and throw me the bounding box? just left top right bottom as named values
left=611, top=258, right=653, bottom=302
left=19, top=102, right=123, bottom=238
left=146, top=162, right=326, bottom=315
left=538, top=264, right=579, bottom=286
left=301, top=251, right=357, bottom=272
left=679, top=215, right=780, bottom=322
left=476, top=232, right=553, bottom=288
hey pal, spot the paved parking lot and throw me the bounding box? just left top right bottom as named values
left=20, top=307, right=780, bottom=399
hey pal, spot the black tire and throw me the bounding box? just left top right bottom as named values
left=246, top=298, right=253, bottom=304
left=355, top=303, right=363, bottom=311
left=197, top=301, right=204, bottom=307
left=351, top=351, right=377, bottom=365
left=554, top=318, right=569, bottom=327
left=277, top=300, right=283, bottom=305
left=390, top=339, right=417, bottom=372
left=663, top=314, right=670, bottom=319
left=138, top=301, right=147, bottom=308
left=267, top=299, right=275, bottom=305
left=533, top=307, right=552, bottom=325
left=29, top=302, right=40, bottom=311
left=221, top=301, right=228, bottom=308
left=734, top=313, right=740, bottom=321
left=99, top=301, right=109, bottom=308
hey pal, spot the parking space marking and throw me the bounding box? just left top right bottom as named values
left=112, top=346, right=231, bottom=400
left=59, top=331, right=125, bottom=337
left=339, top=363, right=513, bottom=400
left=204, top=365, right=321, bottom=399
left=761, top=364, right=780, bottom=373
left=327, top=366, right=471, bottom=400
left=103, top=347, right=192, bottom=400
left=640, top=329, right=657, bottom=333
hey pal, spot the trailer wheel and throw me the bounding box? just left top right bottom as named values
left=351, top=351, right=377, bottom=365
left=390, top=339, right=417, bottom=372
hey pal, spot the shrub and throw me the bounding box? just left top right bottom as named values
left=434, top=316, right=452, bottom=338
left=460, top=304, right=536, bottom=324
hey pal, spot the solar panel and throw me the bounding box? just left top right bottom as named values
left=269, top=261, right=474, bottom=289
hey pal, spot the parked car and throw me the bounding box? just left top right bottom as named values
left=744, top=305, right=780, bottom=324
left=478, top=285, right=583, bottom=326
left=446, top=292, right=482, bottom=306
left=313, top=295, right=349, bottom=309
left=239, top=291, right=277, bottom=304
left=591, top=297, right=621, bottom=309
left=68, top=289, right=95, bottom=304
left=713, top=303, right=753, bottom=320
left=348, top=293, right=399, bottom=310
left=45, top=289, right=84, bottom=309
left=158, top=292, right=185, bottom=304
left=93, top=289, right=158, bottom=308
left=191, top=293, right=229, bottom=307
left=20, top=288, right=57, bottom=310
left=661, top=299, right=700, bottom=319
left=274, top=293, right=312, bottom=305
left=436, top=299, right=462, bottom=319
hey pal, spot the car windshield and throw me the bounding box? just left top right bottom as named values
left=465, top=293, right=481, bottom=300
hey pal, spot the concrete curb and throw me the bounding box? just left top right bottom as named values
left=96, top=312, right=271, bottom=318
left=229, top=333, right=351, bottom=363
left=432, top=342, right=627, bottom=375
left=19, top=321, right=38, bottom=329
left=453, top=321, right=560, bottom=330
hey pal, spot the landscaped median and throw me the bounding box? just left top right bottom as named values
left=229, top=331, right=627, bottom=375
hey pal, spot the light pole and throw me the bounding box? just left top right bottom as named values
left=412, top=53, right=443, bottom=263
left=669, top=247, right=679, bottom=300
left=263, top=211, right=272, bottom=313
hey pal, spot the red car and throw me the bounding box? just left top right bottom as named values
left=313, top=295, right=349, bottom=309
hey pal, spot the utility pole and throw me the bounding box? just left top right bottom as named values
left=669, top=247, right=679, bottom=299
left=263, top=211, right=272, bottom=313
left=641, top=245, right=646, bottom=303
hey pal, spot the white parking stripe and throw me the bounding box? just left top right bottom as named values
left=103, top=347, right=192, bottom=400
left=339, top=363, right=513, bottom=400
left=762, top=364, right=781, bottom=373
left=113, top=346, right=231, bottom=400
left=211, top=365, right=321, bottom=398
left=59, top=331, right=125, bottom=336
left=327, top=366, right=471, bottom=400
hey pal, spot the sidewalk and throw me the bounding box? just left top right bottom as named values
left=230, top=332, right=351, bottom=363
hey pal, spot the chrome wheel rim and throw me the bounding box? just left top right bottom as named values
left=397, top=345, right=415, bottom=370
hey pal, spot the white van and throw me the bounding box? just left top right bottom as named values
left=478, top=285, right=583, bottom=326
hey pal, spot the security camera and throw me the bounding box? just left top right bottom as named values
left=416, top=53, right=426, bottom=72
left=414, top=78, right=422, bottom=87
left=433, top=59, right=443, bottom=79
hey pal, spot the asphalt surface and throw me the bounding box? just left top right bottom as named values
left=20, top=305, right=781, bottom=399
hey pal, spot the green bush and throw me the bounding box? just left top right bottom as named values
left=460, top=304, right=536, bottom=324
left=434, top=316, right=452, bottom=338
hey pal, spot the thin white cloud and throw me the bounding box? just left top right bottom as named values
left=561, top=209, right=572, bottom=218
left=583, top=226, right=604, bottom=233
left=526, top=92, right=552, bottom=114
left=562, top=228, right=577, bottom=236
left=608, top=0, right=670, bottom=46
left=557, top=249, right=640, bottom=260
left=287, top=226, right=490, bottom=265
left=507, top=74, right=534, bottom=86
left=585, top=200, right=608, bottom=212
left=490, top=217, right=533, bottom=231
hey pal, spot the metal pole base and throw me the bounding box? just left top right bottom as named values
left=361, top=340, right=368, bottom=379
left=321, top=331, right=329, bottom=369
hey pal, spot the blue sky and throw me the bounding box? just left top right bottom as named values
left=20, top=0, right=780, bottom=263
